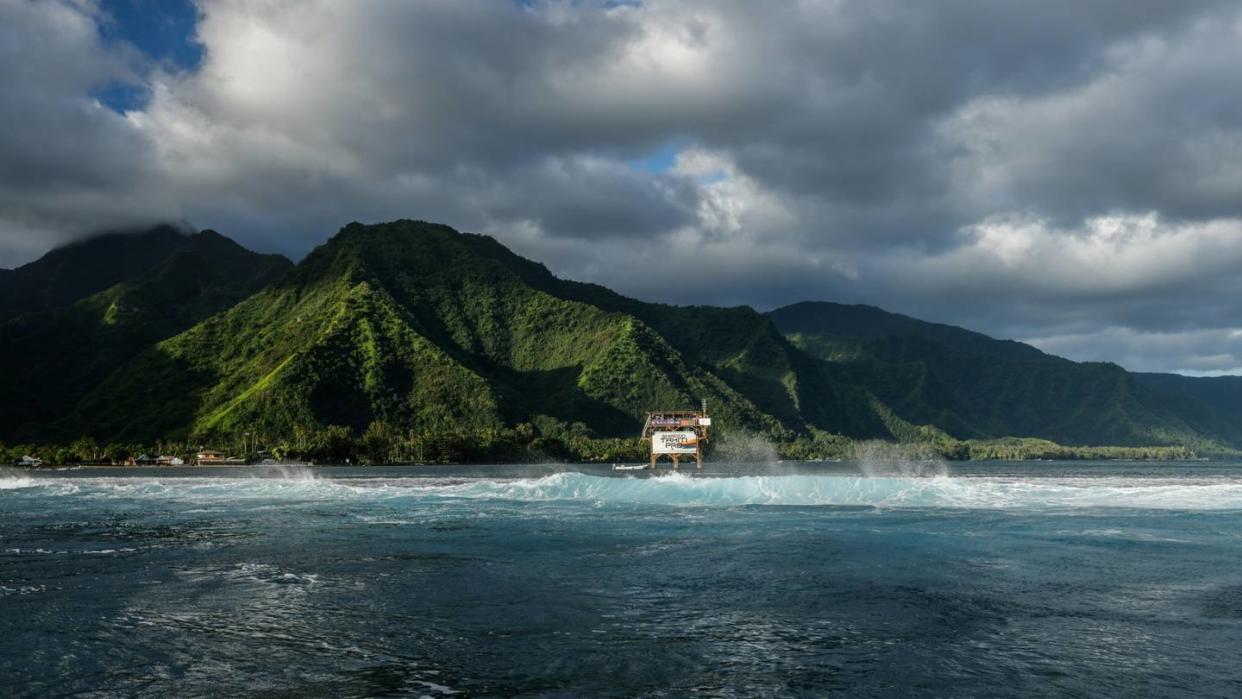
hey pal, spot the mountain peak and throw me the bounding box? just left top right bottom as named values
left=0, top=226, right=293, bottom=440
left=0, top=224, right=197, bottom=321
left=293, top=219, right=557, bottom=292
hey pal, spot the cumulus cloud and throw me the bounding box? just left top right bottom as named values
left=0, top=0, right=178, bottom=258
left=941, top=15, right=1242, bottom=225
left=4, top=0, right=1242, bottom=373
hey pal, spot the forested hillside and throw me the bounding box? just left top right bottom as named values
left=769, top=302, right=1242, bottom=452
left=0, top=229, right=291, bottom=441
left=5, top=220, right=1242, bottom=463
left=0, top=225, right=196, bottom=322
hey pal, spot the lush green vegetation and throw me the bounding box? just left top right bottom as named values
left=770, top=301, right=1242, bottom=452
left=0, top=224, right=199, bottom=321
left=0, top=229, right=291, bottom=441
left=50, top=221, right=800, bottom=459
left=6, top=220, right=1242, bottom=464
left=0, top=420, right=651, bottom=466
left=3, top=430, right=1219, bottom=467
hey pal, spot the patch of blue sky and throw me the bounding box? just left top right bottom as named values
left=630, top=140, right=687, bottom=174
left=629, top=141, right=731, bottom=187
left=91, top=83, right=150, bottom=114
left=91, top=0, right=202, bottom=112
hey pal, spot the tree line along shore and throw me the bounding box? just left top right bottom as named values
left=4, top=424, right=1219, bottom=467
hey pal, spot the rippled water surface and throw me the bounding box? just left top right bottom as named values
left=4, top=461, right=1242, bottom=697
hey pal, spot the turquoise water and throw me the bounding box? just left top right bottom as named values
left=3, top=461, right=1242, bottom=696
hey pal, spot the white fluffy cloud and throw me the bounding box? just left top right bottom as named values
left=0, top=0, right=178, bottom=254
left=5, top=0, right=1242, bottom=373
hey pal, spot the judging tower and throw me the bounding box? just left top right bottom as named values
left=640, top=399, right=711, bottom=469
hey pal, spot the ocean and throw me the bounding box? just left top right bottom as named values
left=3, top=461, right=1242, bottom=697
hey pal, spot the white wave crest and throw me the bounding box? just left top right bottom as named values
left=0, top=470, right=36, bottom=490
left=7, top=471, right=1242, bottom=511
left=416, top=472, right=1242, bottom=510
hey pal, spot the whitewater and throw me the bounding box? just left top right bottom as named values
left=9, top=469, right=1242, bottom=511
left=4, top=462, right=1242, bottom=696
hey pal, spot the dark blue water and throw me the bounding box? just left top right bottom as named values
left=3, top=461, right=1242, bottom=697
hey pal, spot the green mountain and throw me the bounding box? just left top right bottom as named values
left=1133, top=373, right=1242, bottom=422
left=63, top=221, right=860, bottom=457
left=8, top=219, right=1242, bottom=462
left=0, top=224, right=196, bottom=322
left=0, top=229, right=292, bottom=440
left=768, top=302, right=1242, bottom=450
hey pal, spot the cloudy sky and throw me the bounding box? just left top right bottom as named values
left=4, top=0, right=1242, bottom=374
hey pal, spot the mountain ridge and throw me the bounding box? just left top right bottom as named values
left=768, top=301, right=1242, bottom=449
left=5, top=219, right=1242, bottom=462
left=63, top=222, right=806, bottom=449
left=0, top=228, right=292, bottom=441
left=0, top=225, right=199, bottom=321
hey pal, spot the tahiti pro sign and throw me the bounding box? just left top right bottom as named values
left=652, top=430, right=699, bottom=454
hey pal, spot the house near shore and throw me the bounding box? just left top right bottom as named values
left=156, top=455, right=185, bottom=466
left=194, top=450, right=245, bottom=465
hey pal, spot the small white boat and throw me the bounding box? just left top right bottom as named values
left=611, top=463, right=646, bottom=471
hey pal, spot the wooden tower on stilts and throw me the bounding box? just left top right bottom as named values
left=640, top=399, right=711, bottom=469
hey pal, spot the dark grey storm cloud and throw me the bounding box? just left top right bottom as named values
left=4, top=0, right=1242, bottom=374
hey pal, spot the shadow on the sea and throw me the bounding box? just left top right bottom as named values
left=1200, top=584, right=1242, bottom=619
left=340, top=662, right=466, bottom=698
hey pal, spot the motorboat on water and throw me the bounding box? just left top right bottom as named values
left=611, top=463, right=646, bottom=471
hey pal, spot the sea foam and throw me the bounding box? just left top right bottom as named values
left=430, top=472, right=1242, bottom=510
left=7, top=471, right=1242, bottom=511
left=0, top=469, right=35, bottom=490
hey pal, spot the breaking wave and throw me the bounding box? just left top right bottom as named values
left=0, top=469, right=36, bottom=490
left=434, top=472, right=1242, bottom=510
left=7, top=471, right=1242, bottom=511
